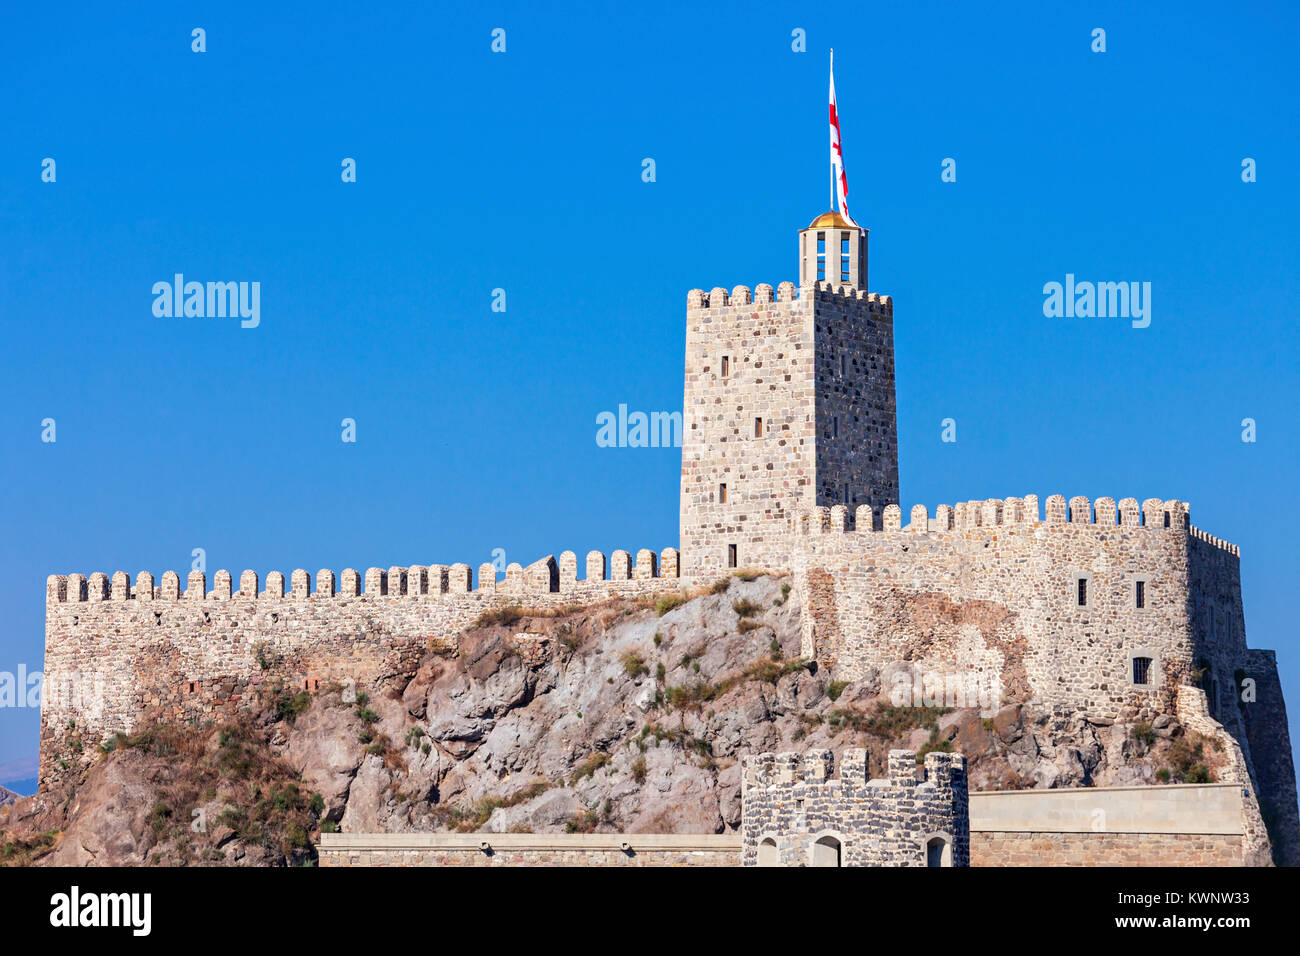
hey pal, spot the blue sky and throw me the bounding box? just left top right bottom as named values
left=1, top=1, right=1297, bottom=790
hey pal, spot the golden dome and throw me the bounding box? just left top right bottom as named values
left=807, top=211, right=861, bottom=230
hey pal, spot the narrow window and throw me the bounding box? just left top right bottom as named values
left=1135, top=580, right=1145, bottom=609
left=719, top=483, right=727, bottom=503
left=840, top=232, right=851, bottom=282
left=754, top=418, right=763, bottom=438
left=727, top=544, right=737, bottom=568
left=832, top=415, right=839, bottom=438
left=816, top=232, right=826, bottom=280
left=721, top=355, right=729, bottom=377
left=1077, top=577, right=1087, bottom=607
left=840, top=354, right=846, bottom=376
left=844, top=483, right=850, bottom=504
left=1132, top=656, right=1152, bottom=685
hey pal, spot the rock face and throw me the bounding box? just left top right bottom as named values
left=0, top=786, right=17, bottom=809
left=2, top=574, right=1262, bottom=865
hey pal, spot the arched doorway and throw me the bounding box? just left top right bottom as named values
left=811, top=835, right=842, bottom=867
left=926, top=836, right=952, bottom=867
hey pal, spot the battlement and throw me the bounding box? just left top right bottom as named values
left=685, top=282, right=892, bottom=315
left=1190, top=525, right=1241, bottom=557
left=741, top=747, right=963, bottom=791
left=45, top=547, right=683, bottom=605
left=791, top=494, right=1226, bottom=540
left=740, top=748, right=969, bottom=866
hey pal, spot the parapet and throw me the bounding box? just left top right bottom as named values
left=685, top=281, right=892, bottom=316
left=1189, top=525, right=1241, bottom=557
left=796, top=494, right=1217, bottom=539
left=741, top=748, right=963, bottom=792
left=46, top=545, right=683, bottom=606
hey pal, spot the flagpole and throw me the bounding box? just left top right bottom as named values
left=829, top=48, right=835, bottom=213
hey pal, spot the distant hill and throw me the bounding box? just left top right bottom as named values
left=1, top=778, right=36, bottom=798
left=0, top=785, right=17, bottom=808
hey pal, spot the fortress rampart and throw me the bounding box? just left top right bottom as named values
left=793, top=494, right=1210, bottom=718
left=39, top=547, right=683, bottom=788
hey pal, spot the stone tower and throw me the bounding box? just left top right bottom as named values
left=679, top=212, right=899, bottom=577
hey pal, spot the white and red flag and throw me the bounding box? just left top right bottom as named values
left=828, top=49, right=859, bottom=227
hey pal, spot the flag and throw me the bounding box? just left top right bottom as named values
left=829, top=50, right=859, bottom=227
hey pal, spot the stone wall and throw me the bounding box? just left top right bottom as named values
left=317, top=832, right=740, bottom=867
left=793, top=495, right=1202, bottom=719
left=1238, top=650, right=1300, bottom=865
left=972, top=831, right=1244, bottom=866
left=811, top=285, right=898, bottom=523
left=680, top=282, right=816, bottom=578
left=40, top=549, right=684, bottom=790
left=970, top=781, right=1249, bottom=866
left=740, top=748, right=969, bottom=866
left=320, top=782, right=1249, bottom=868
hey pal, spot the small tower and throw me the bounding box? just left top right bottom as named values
left=799, top=211, right=868, bottom=290
left=740, top=748, right=970, bottom=867
left=679, top=214, right=899, bottom=577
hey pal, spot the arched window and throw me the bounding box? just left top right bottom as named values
left=811, top=834, right=841, bottom=867
left=757, top=837, right=778, bottom=867
left=926, top=836, right=952, bottom=867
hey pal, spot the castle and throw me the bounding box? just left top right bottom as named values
left=40, top=211, right=1299, bottom=864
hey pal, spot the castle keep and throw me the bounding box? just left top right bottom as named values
left=40, top=211, right=1299, bottom=864
left=680, top=212, right=897, bottom=577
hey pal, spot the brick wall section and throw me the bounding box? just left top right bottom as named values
left=973, top=831, right=1244, bottom=866
left=740, top=748, right=969, bottom=866
left=40, top=550, right=683, bottom=790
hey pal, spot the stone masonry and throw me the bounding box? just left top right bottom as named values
left=40, top=550, right=683, bottom=789
left=740, top=748, right=969, bottom=866
left=680, top=214, right=898, bottom=580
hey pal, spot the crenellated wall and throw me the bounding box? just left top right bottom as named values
left=40, top=548, right=683, bottom=789
left=793, top=494, right=1228, bottom=719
